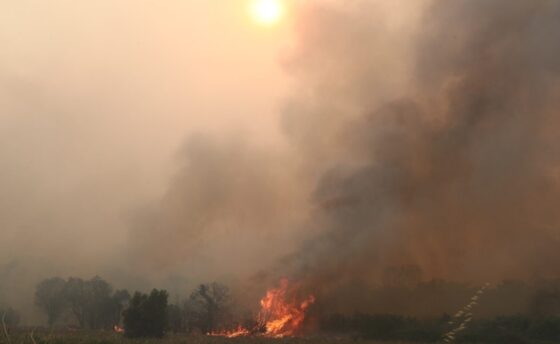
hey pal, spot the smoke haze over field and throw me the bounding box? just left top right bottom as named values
left=2, top=0, right=560, bottom=323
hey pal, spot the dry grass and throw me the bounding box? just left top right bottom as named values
left=4, top=330, right=428, bottom=344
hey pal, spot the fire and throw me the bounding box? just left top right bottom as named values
left=258, top=278, right=315, bottom=337
left=209, top=325, right=251, bottom=338
left=210, top=278, right=315, bottom=338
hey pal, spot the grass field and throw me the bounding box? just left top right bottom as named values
left=7, top=330, right=560, bottom=344
left=1, top=330, right=432, bottom=344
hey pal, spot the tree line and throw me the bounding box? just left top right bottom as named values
left=33, top=277, right=237, bottom=338
left=25, top=275, right=560, bottom=340
left=34, top=276, right=130, bottom=329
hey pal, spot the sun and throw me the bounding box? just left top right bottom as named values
left=250, top=0, right=284, bottom=26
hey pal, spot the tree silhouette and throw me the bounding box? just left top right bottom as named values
left=122, top=289, right=168, bottom=338
left=185, top=282, right=231, bottom=333
left=35, top=277, right=67, bottom=327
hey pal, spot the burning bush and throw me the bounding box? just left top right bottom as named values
left=209, top=278, right=315, bottom=338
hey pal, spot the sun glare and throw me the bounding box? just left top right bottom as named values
left=250, top=0, right=284, bottom=26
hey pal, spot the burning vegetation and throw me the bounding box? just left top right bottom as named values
left=210, top=278, right=315, bottom=338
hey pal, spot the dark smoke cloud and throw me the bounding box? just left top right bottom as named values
left=127, top=133, right=312, bottom=288
left=130, top=0, right=560, bottom=310
left=277, top=0, right=560, bottom=308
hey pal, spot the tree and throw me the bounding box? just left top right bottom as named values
left=186, top=283, right=232, bottom=333
left=35, top=277, right=67, bottom=326
left=167, top=303, right=184, bottom=333
left=122, top=289, right=168, bottom=338
left=64, top=276, right=118, bottom=329
left=35, top=275, right=130, bottom=329
left=64, top=277, right=87, bottom=328
left=85, top=276, right=114, bottom=329
left=111, top=289, right=131, bottom=326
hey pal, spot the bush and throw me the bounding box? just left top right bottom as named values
left=122, top=289, right=168, bottom=338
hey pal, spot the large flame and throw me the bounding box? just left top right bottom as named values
left=258, top=278, right=315, bottom=337
left=209, top=278, right=315, bottom=338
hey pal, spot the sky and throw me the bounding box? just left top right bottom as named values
left=0, top=0, right=290, bottom=263
left=0, top=0, right=299, bottom=320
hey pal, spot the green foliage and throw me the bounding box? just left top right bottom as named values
left=122, top=289, right=169, bottom=338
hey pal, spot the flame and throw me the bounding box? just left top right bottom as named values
left=209, top=278, right=315, bottom=338
left=258, top=278, right=315, bottom=337
left=209, top=325, right=251, bottom=338
left=113, top=325, right=124, bottom=334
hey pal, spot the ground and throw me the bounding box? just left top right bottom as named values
left=2, top=330, right=432, bottom=344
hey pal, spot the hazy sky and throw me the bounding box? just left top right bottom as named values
left=0, top=0, right=302, bottom=319
left=0, top=0, right=291, bottom=259
left=0, top=0, right=416, bottom=271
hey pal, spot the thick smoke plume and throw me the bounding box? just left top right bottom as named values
left=278, top=0, right=560, bottom=311
left=2, top=0, right=560, bottom=323
left=130, top=0, right=560, bottom=315
left=131, top=0, right=560, bottom=294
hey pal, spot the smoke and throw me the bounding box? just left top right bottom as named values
left=118, top=0, right=560, bottom=311
left=127, top=133, right=312, bottom=283
left=125, top=0, right=424, bottom=288
left=2, top=0, right=560, bottom=323
left=0, top=0, right=287, bottom=323
left=279, top=0, right=560, bottom=308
